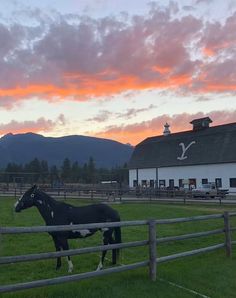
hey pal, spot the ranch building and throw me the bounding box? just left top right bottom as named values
left=128, top=117, right=236, bottom=194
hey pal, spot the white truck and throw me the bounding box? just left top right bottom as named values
left=192, top=183, right=228, bottom=199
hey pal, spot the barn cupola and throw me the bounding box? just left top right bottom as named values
left=163, top=122, right=171, bottom=136
left=190, top=117, right=212, bottom=131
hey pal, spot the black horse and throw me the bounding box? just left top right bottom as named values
left=14, top=185, right=121, bottom=272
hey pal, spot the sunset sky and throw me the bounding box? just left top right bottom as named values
left=0, top=0, right=236, bottom=145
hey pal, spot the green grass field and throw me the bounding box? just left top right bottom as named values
left=0, top=197, right=236, bottom=298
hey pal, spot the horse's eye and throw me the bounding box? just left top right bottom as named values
left=31, top=194, right=35, bottom=198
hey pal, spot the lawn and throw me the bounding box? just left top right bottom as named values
left=0, top=197, right=236, bottom=298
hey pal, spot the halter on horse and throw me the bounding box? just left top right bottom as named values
left=14, top=185, right=121, bottom=272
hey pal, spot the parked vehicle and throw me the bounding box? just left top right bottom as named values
left=192, top=183, right=228, bottom=198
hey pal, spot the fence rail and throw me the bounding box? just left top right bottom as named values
left=0, top=212, right=235, bottom=293
left=1, top=186, right=236, bottom=204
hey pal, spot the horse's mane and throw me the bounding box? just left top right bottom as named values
left=37, top=189, right=72, bottom=208
left=37, top=190, right=58, bottom=205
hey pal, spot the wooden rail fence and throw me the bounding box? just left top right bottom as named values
left=0, top=212, right=235, bottom=293
left=0, top=186, right=234, bottom=203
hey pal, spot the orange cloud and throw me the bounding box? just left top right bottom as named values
left=0, top=114, right=66, bottom=136
left=0, top=71, right=194, bottom=102
left=152, top=66, right=171, bottom=74
left=203, top=47, right=215, bottom=57
left=94, top=111, right=236, bottom=145
left=201, top=84, right=236, bottom=92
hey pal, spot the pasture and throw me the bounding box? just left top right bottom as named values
left=0, top=197, right=236, bottom=298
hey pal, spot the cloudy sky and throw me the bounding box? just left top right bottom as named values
left=0, top=0, right=236, bottom=145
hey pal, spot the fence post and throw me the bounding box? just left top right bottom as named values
left=224, top=211, right=232, bottom=257
left=148, top=219, right=157, bottom=281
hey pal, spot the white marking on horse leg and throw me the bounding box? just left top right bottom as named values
left=80, top=229, right=91, bottom=237
left=67, top=257, right=73, bottom=273
left=73, top=229, right=91, bottom=237
left=101, top=228, right=109, bottom=232
left=96, top=260, right=103, bottom=271
left=51, top=211, right=54, bottom=218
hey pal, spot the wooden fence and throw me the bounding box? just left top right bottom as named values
left=1, top=186, right=235, bottom=205
left=0, top=212, right=235, bottom=293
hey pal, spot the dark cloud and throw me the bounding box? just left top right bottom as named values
left=195, top=0, right=214, bottom=3
left=195, top=95, right=212, bottom=102
left=183, top=6, right=195, bottom=11
left=116, top=104, right=157, bottom=119
left=87, top=104, right=157, bottom=123
left=87, top=110, right=113, bottom=122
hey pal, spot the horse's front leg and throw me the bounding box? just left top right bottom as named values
left=52, top=236, right=62, bottom=271
left=60, top=238, right=73, bottom=273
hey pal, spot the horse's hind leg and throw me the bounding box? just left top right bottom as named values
left=105, top=229, right=117, bottom=264
left=110, top=237, right=117, bottom=265
left=96, top=232, right=109, bottom=271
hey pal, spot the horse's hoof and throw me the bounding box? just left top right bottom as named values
left=96, top=262, right=103, bottom=271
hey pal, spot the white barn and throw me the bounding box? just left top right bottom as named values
left=128, top=117, right=236, bottom=194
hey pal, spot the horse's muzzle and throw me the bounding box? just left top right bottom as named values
left=15, top=204, right=21, bottom=212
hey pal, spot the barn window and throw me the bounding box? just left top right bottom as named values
left=133, top=180, right=138, bottom=187
left=230, top=178, right=236, bottom=187
left=215, top=178, right=222, bottom=188
left=150, top=180, right=154, bottom=188
left=202, top=178, right=208, bottom=184
left=159, top=180, right=165, bottom=188
left=141, top=180, right=147, bottom=187
left=169, top=179, right=174, bottom=188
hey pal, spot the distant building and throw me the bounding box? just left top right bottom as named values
left=128, top=117, right=236, bottom=193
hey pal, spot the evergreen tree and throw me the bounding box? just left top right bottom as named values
left=71, top=161, right=81, bottom=183
left=5, top=162, right=23, bottom=182
left=26, top=158, right=41, bottom=182
left=88, top=157, right=95, bottom=184
left=2, top=157, right=130, bottom=186
left=41, top=160, right=49, bottom=183
left=50, top=165, right=60, bottom=187
left=61, top=158, right=71, bottom=182
left=82, top=162, right=88, bottom=183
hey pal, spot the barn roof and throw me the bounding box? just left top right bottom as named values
left=129, top=122, right=236, bottom=169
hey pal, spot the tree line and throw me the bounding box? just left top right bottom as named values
left=0, top=157, right=129, bottom=186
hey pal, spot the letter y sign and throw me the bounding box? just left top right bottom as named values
left=177, top=141, right=196, bottom=160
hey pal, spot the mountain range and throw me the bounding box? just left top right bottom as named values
left=0, top=133, right=133, bottom=168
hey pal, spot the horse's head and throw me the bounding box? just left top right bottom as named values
left=14, top=185, right=38, bottom=212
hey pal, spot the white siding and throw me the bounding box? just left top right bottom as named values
left=129, top=163, right=236, bottom=193
left=129, top=168, right=157, bottom=187
left=129, top=169, right=137, bottom=187
left=138, top=168, right=156, bottom=182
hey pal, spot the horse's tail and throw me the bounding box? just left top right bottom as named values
left=114, top=225, right=122, bottom=262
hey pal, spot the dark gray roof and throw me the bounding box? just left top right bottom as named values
left=129, top=122, right=236, bottom=169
